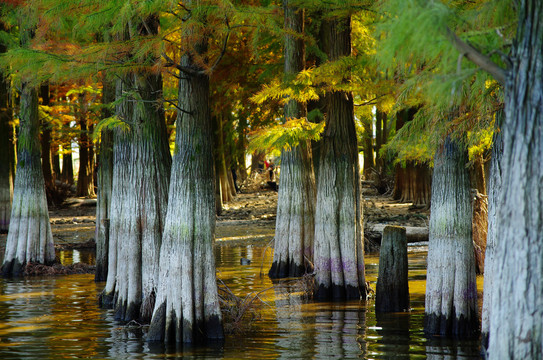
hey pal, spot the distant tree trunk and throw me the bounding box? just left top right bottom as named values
left=250, top=150, right=265, bottom=176
left=487, top=3, right=543, bottom=356
left=481, top=110, right=503, bottom=348
left=76, top=91, right=95, bottom=197
left=236, top=115, right=248, bottom=182
left=2, top=81, right=55, bottom=276
left=40, top=84, right=53, bottom=193
left=424, top=136, right=478, bottom=338
left=148, top=7, right=224, bottom=342
left=361, top=116, right=374, bottom=180
left=214, top=115, right=235, bottom=204
left=0, top=38, right=14, bottom=233
left=392, top=108, right=431, bottom=207
left=313, top=16, right=366, bottom=301
left=95, top=80, right=115, bottom=282
left=52, top=144, right=61, bottom=180
left=269, top=1, right=316, bottom=279
left=100, top=16, right=171, bottom=323
left=61, top=143, right=74, bottom=185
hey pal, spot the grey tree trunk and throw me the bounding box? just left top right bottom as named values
left=0, top=67, right=14, bottom=233
left=95, top=80, right=115, bottom=283
left=100, top=18, right=171, bottom=323
left=376, top=226, right=409, bottom=312
left=148, top=9, right=224, bottom=342
left=487, top=2, right=543, bottom=357
left=480, top=111, right=503, bottom=348
left=424, top=136, right=478, bottom=338
left=76, top=91, right=95, bottom=197
left=2, top=82, right=55, bottom=276
left=313, top=16, right=366, bottom=300
left=269, top=1, right=316, bottom=279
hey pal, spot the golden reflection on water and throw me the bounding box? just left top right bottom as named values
left=0, top=244, right=484, bottom=359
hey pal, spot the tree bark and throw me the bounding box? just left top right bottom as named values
left=40, top=84, right=54, bottom=193
left=2, top=82, right=55, bottom=276
left=481, top=110, right=503, bottom=348
left=376, top=226, right=409, bottom=313
left=61, top=143, right=74, bottom=185
left=269, top=1, right=316, bottom=279
left=148, top=4, right=224, bottom=342
left=100, top=17, right=171, bottom=323
left=95, top=79, right=115, bottom=282
left=0, top=59, right=14, bottom=233
left=424, top=136, right=478, bottom=338
left=313, top=16, right=366, bottom=301
left=76, top=90, right=95, bottom=197
left=487, top=3, right=543, bottom=357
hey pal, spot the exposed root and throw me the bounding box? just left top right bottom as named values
left=23, top=262, right=95, bottom=276
left=217, top=277, right=273, bottom=335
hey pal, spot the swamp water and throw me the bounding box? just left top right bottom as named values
left=0, top=245, right=483, bottom=359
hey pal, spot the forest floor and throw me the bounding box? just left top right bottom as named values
left=0, top=179, right=429, bottom=260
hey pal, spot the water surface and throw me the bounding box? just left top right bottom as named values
left=0, top=244, right=482, bottom=359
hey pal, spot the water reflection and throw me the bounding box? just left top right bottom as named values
left=0, top=244, right=484, bottom=359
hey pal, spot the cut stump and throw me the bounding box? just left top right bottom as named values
left=376, top=225, right=409, bottom=312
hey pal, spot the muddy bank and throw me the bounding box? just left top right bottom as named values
left=0, top=184, right=430, bottom=261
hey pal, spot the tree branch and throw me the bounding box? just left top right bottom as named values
left=446, top=27, right=507, bottom=86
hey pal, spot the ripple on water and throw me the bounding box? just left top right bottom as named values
left=0, top=246, right=482, bottom=359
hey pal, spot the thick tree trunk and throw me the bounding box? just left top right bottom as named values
left=313, top=16, right=366, bottom=301
left=424, top=136, right=478, bottom=338
left=2, top=83, right=55, bottom=276
left=100, top=19, right=171, bottom=323
left=95, top=80, right=115, bottom=282
left=481, top=111, right=503, bottom=348
left=376, top=226, right=409, bottom=312
left=393, top=163, right=432, bottom=207
left=269, top=1, right=316, bottom=279
left=487, top=3, right=543, bottom=357
left=148, top=8, right=224, bottom=342
left=0, top=66, right=14, bottom=233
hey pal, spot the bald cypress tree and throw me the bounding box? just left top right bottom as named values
left=313, top=15, right=366, bottom=301
left=1, top=8, right=54, bottom=276
left=269, top=0, right=316, bottom=279
left=148, top=0, right=224, bottom=342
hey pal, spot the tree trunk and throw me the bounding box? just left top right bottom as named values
left=0, top=60, right=14, bottom=233
left=95, top=79, right=115, bottom=282
left=52, top=144, right=61, bottom=180
left=393, top=163, right=431, bottom=207
left=269, top=1, right=316, bottom=279
left=76, top=91, right=95, bottom=197
left=61, top=143, right=74, bottom=185
left=376, top=226, right=409, bottom=312
left=100, top=17, right=171, bottom=323
left=487, top=3, right=543, bottom=356
left=40, top=84, right=53, bottom=193
left=361, top=116, right=374, bottom=180
left=214, top=115, right=234, bottom=204
left=236, top=115, right=248, bottom=183
left=313, top=16, right=366, bottom=301
left=1, top=82, right=55, bottom=276
left=481, top=110, right=503, bottom=348
left=148, top=7, right=224, bottom=342
left=424, top=136, right=478, bottom=338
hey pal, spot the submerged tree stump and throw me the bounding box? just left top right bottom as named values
left=376, top=226, right=409, bottom=312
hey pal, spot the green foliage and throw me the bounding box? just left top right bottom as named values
left=93, top=115, right=130, bottom=140
left=248, top=117, right=325, bottom=153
